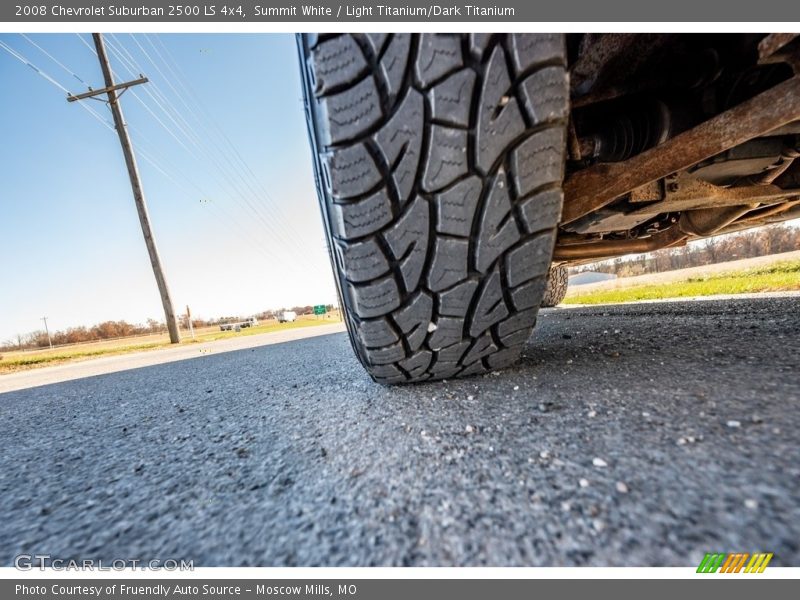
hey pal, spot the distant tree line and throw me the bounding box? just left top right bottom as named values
left=2, top=304, right=338, bottom=351
left=572, top=223, right=799, bottom=278
left=1, top=319, right=167, bottom=352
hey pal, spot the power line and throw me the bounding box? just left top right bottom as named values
left=20, top=33, right=88, bottom=85
left=128, top=135, right=311, bottom=268
left=5, top=33, right=334, bottom=296
left=2, top=35, right=316, bottom=276
left=104, top=34, right=331, bottom=279
left=134, top=34, right=317, bottom=247
left=69, top=34, right=316, bottom=269
left=145, top=34, right=314, bottom=247
left=75, top=33, right=97, bottom=56
left=109, top=36, right=298, bottom=239
left=0, top=38, right=117, bottom=130
left=0, top=38, right=71, bottom=93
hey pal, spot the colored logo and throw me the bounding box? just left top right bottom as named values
left=697, top=552, right=773, bottom=573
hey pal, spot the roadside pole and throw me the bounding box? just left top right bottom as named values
left=67, top=33, right=180, bottom=344
left=41, top=316, right=53, bottom=349
left=186, top=305, right=195, bottom=339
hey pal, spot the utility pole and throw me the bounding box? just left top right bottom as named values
left=41, top=317, right=53, bottom=349
left=67, top=33, right=180, bottom=343
left=186, top=305, right=195, bottom=340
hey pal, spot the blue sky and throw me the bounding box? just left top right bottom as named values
left=0, top=33, right=336, bottom=342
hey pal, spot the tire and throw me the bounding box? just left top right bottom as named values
left=298, top=33, right=568, bottom=383
left=540, top=265, right=569, bottom=307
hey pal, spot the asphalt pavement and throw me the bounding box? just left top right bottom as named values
left=0, top=322, right=346, bottom=394
left=1, top=296, right=798, bottom=566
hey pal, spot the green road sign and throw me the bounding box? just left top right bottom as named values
left=313, top=305, right=327, bottom=315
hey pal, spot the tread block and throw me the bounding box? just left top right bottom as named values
left=336, top=237, right=390, bottom=283
left=380, top=34, right=411, bottom=103
left=423, top=125, right=469, bottom=192
left=469, top=34, right=492, bottom=59
left=506, top=231, right=556, bottom=287
left=365, top=33, right=388, bottom=54
left=438, top=279, right=478, bottom=317
left=476, top=46, right=526, bottom=173
left=331, top=188, right=393, bottom=240
left=511, top=128, right=565, bottom=197
left=373, top=89, right=424, bottom=205
left=486, top=346, right=522, bottom=369
left=358, top=317, right=399, bottom=348
left=400, top=350, right=432, bottom=378
left=348, top=275, right=401, bottom=318
left=519, top=188, right=563, bottom=234
left=510, top=276, right=548, bottom=310
left=475, top=169, right=521, bottom=273
left=429, top=361, right=461, bottom=379
left=437, top=340, right=470, bottom=362
left=510, top=34, right=566, bottom=73
left=394, top=291, right=433, bottom=351
left=500, top=329, right=530, bottom=347
left=310, top=35, right=368, bottom=95
left=469, top=266, right=509, bottom=337
left=364, top=341, right=406, bottom=365
left=497, top=308, right=537, bottom=338
left=427, top=237, right=469, bottom=292
left=434, top=176, right=481, bottom=237
left=463, top=332, right=497, bottom=365
left=459, top=360, right=488, bottom=377
left=428, top=69, right=476, bottom=127
left=370, top=363, right=402, bottom=378
left=323, top=143, right=381, bottom=199
left=318, top=76, right=382, bottom=145
left=415, top=34, right=463, bottom=88
left=383, top=196, right=429, bottom=291
left=520, top=66, right=569, bottom=126
left=427, top=316, right=463, bottom=350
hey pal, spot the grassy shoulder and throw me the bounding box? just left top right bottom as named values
left=0, top=316, right=340, bottom=374
left=563, top=260, right=800, bottom=306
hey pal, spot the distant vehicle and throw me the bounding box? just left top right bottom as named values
left=219, top=317, right=258, bottom=331
left=278, top=311, right=297, bottom=323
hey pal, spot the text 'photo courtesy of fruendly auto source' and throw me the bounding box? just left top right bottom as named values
left=1, top=0, right=800, bottom=595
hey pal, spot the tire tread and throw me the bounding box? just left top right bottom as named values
left=302, top=33, right=568, bottom=383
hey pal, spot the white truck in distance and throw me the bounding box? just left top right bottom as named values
left=278, top=311, right=297, bottom=323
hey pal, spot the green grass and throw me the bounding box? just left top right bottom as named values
left=564, top=260, right=800, bottom=306
left=0, top=317, right=340, bottom=373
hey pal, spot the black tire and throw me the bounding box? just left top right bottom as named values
left=298, top=33, right=568, bottom=383
left=541, top=264, right=569, bottom=307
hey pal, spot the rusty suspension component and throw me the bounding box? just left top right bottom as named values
left=561, top=76, right=800, bottom=224
left=553, top=226, right=687, bottom=261
left=679, top=147, right=800, bottom=236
